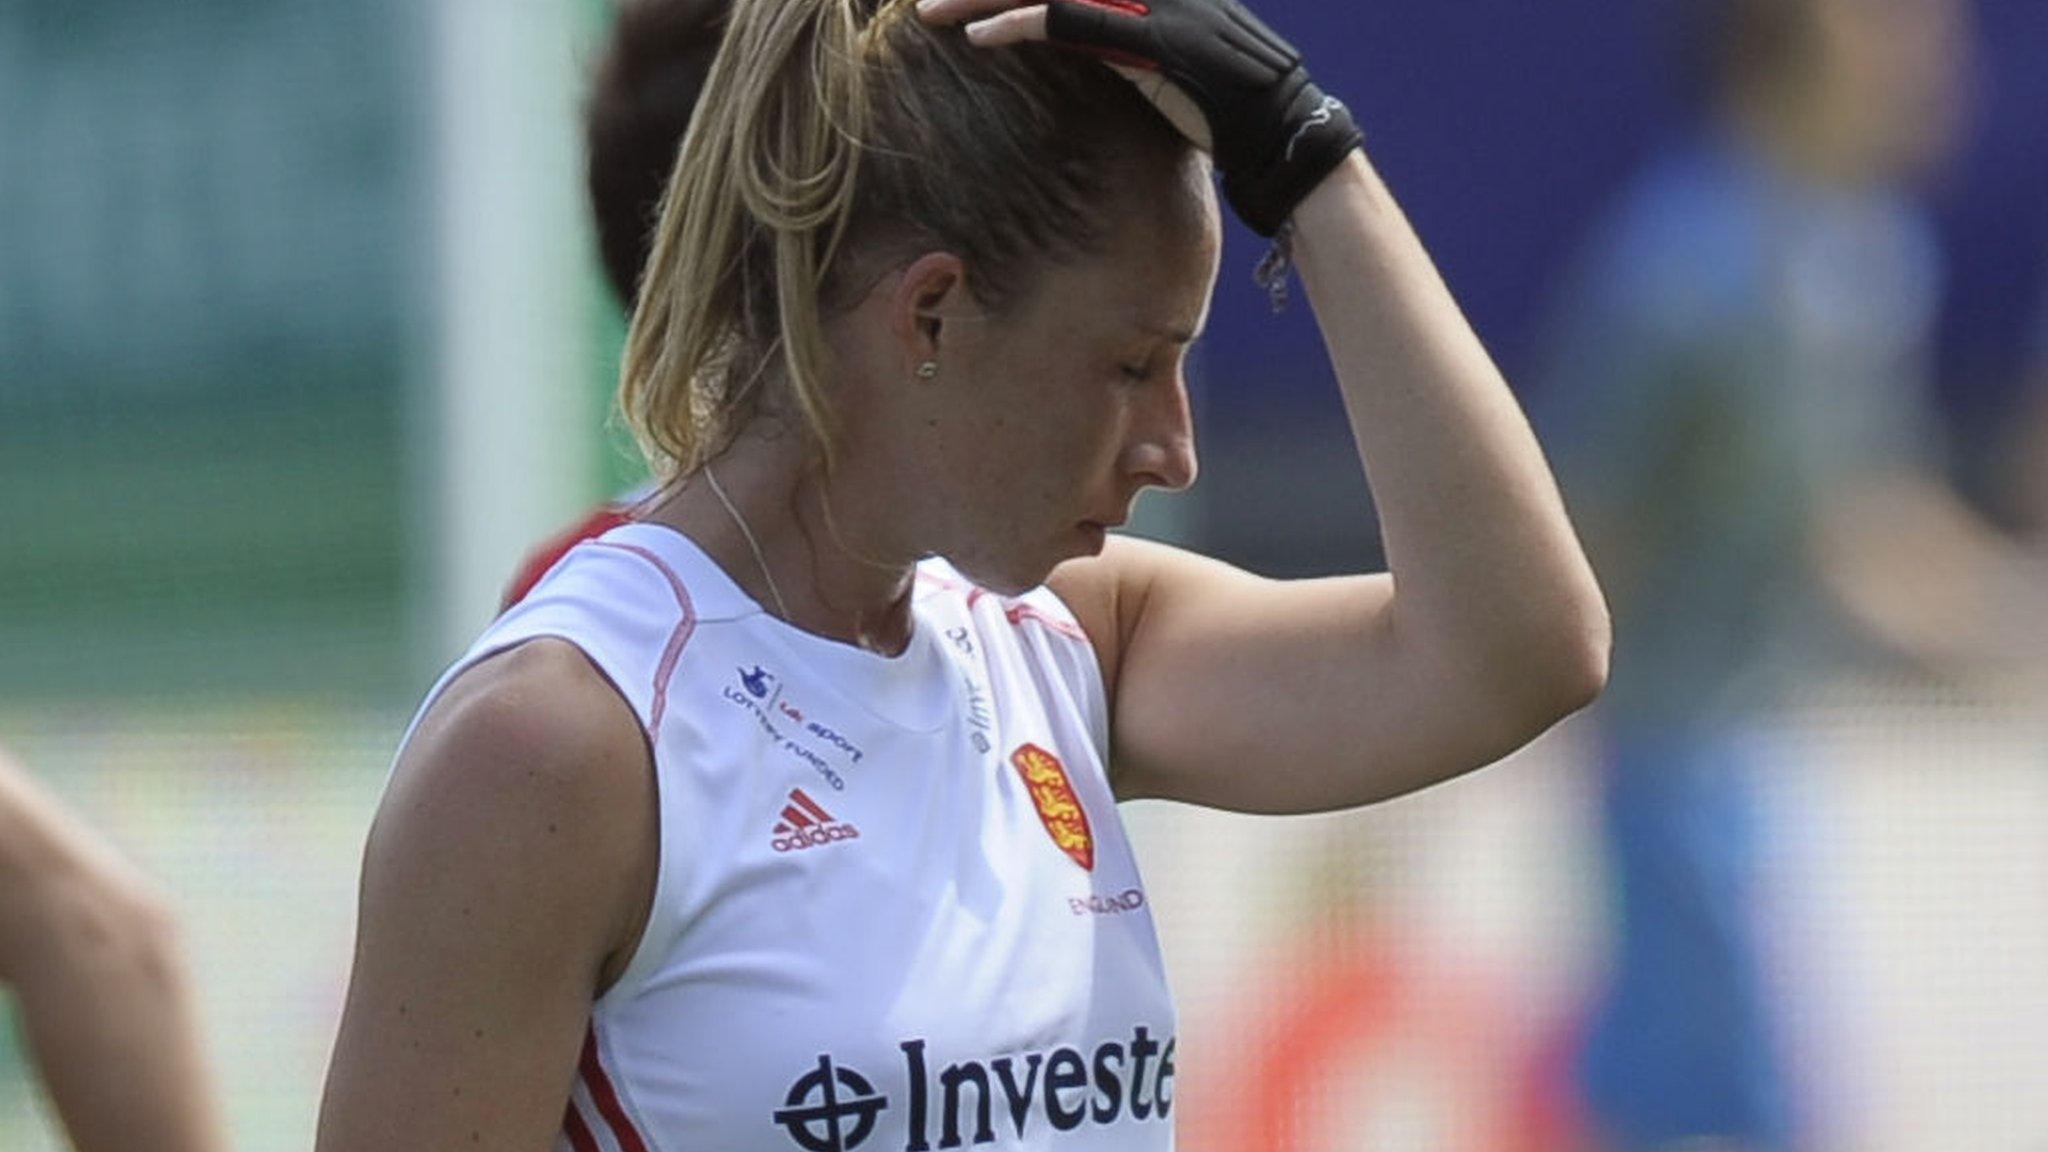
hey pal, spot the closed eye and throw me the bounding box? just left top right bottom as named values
left=1122, top=339, right=1199, bottom=386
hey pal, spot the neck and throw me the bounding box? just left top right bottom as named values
left=643, top=432, right=921, bottom=655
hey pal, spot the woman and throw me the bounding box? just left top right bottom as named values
left=317, top=0, right=1609, bottom=1146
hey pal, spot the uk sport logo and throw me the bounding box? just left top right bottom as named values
left=772, top=788, right=861, bottom=853
left=741, top=664, right=778, bottom=699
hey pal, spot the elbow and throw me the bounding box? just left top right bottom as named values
left=114, top=881, right=190, bottom=989
left=28, top=864, right=188, bottom=993
left=1476, top=595, right=1613, bottom=744
left=1548, top=585, right=1613, bottom=716
left=83, top=880, right=192, bottom=1004
left=1534, top=586, right=1613, bottom=721
left=1520, top=557, right=1614, bottom=715
left=1552, top=622, right=1611, bottom=717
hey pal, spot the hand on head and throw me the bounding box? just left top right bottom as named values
left=915, top=0, right=1361, bottom=235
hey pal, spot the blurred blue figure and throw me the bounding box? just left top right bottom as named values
left=1537, top=0, right=1978, bottom=1147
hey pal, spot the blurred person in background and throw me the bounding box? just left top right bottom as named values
left=2004, top=295, right=2048, bottom=537
left=500, top=0, right=730, bottom=609
left=1538, top=0, right=2042, bottom=1148
left=0, top=744, right=228, bottom=1152
left=315, top=0, right=1610, bottom=1145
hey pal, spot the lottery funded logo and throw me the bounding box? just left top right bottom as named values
left=1009, top=742, right=1094, bottom=872
left=724, top=663, right=868, bottom=793
left=774, top=1054, right=888, bottom=1152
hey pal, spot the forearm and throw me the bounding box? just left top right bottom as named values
left=0, top=762, right=227, bottom=1152
left=1289, top=151, right=1608, bottom=708
left=11, top=890, right=227, bottom=1152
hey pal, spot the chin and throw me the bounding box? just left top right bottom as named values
left=941, top=521, right=1108, bottom=596
left=941, top=550, right=1059, bottom=599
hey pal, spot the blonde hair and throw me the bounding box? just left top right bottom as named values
left=619, top=0, right=1194, bottom=479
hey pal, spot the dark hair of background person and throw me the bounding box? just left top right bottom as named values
left=585, top=0, right=732, bottom=310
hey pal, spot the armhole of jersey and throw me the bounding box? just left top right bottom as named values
left=392, top=542, right=695, bottom=1014
left=1020, top=585, right=1113, bottom=765
left=391, top=632, right=652, bottom=762
left=383, top=627, right=677, bottom=1015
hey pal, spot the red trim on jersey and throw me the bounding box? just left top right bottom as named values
left=561, top=1098, right=602, bottom=1152
left=579, top=1027, right=651, bottom=1152
left=591, top=541, right=699, bottom=741
left=501, top=506, right=637, bottom=611
left=915, top=569, right=1088, bottom=639
left=1003, top=602, right=1090, bottom=641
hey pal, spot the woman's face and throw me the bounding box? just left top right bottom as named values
left=836, top=160, right=1222, bottom=594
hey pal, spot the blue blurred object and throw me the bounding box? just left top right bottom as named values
left=1530, top=0, right=1980, bottom=1143
left=1577, top=730, right=1795, bottom=1150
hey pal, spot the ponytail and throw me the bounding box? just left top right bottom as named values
left=621, top=0, right=877, bottom=476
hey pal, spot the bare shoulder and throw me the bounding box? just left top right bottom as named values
left=1046, top=536, right=1151, bottom=694
left=319, top=640, right=657, bottom=1150
left=389, top=639, right=648, bottom=817
left=373, top=637, right=654, bottom=946
left=1046, top=535, right=1256, bottom=700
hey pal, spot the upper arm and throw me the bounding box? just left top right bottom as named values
left=1051, top=537, right=1590, bottom=814
left=316, top=639, right=658, bottom=1152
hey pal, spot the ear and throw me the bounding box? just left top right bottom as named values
left=887, top=251, right=973, bottom=365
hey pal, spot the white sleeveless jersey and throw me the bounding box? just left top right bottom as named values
left=405, top=523, right=1177, bottom=1152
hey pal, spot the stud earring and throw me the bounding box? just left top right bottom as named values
left=915, top=360, right=939, bottom=382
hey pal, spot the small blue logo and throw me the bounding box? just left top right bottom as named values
left=740, top=665, right=777, bottom=700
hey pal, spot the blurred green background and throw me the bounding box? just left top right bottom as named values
left=0, top=2, right=420, bottom=701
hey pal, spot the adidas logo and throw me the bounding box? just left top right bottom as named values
left=771, top=788, right=861, bottom=853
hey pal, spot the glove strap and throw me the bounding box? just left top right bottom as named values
left=1220, top=84, right=1361, bottom=236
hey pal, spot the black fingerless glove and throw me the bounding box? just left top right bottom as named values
left=1046, top=0, right=1361, bottom=236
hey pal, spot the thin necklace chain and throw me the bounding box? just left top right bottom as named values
left=703, top=464, right=793, bottom=621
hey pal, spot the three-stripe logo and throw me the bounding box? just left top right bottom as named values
left=772, top=788, right=861, bottom=853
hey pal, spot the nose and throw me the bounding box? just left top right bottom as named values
left=1123, top=373, right=1198, bottom=493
